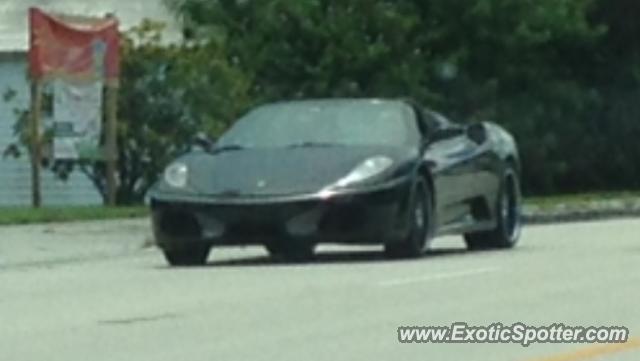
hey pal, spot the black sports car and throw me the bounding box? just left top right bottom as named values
left=149, top=99, right=522, bottom=266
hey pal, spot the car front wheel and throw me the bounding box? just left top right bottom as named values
left=265, top=241, right=315, bottom=262
left=163, top=245, right=211, bottom=266
left=384, top=178, right=433, bottom=258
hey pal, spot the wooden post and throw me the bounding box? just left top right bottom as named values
left=29, top=80, right=43, bottom=208
left=105, top=82, right=118, bottom=206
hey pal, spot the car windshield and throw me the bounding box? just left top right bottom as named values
left=216, top=100, right=419, bottom=149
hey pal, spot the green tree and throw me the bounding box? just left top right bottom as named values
left=106, top=20, right=250, bottom=204
left=584, top=0, right=640, bottom=190
left=3, top=20, right=251, bottom=205
left=166, top=0, right=604, bottom=194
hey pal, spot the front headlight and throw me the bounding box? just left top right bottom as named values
left=335, top=156, right=393, bottom=187
left=164, top=162, right=188, bottom=188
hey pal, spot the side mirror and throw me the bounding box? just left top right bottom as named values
left=429, top=126, right=464, bottom=143
left=193, top=132, right=215, bottom=152
left=466, top=122, right=488, bottom=145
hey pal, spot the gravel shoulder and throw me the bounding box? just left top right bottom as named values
left=0, top=219, right=151, bottom=269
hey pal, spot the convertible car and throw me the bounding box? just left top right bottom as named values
left=149, top=99, right=522, bottom=266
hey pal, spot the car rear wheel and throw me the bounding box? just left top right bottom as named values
left=464, top=168, right=522, bottom=250
left=384, top=178, right=433, bottom=259
left=163, top=245, right=211, bottom=266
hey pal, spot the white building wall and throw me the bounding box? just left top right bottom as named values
left=0, top=54, right=102, bottom=206
left=0, top=0, right=181, bottom=52
left=0, top=0, right=180, bottom=206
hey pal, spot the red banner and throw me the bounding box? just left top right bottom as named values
left=29, top=8, right=120, bottom=82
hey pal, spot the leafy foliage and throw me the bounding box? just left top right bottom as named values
left=6, top=0, right=640, bottom=202
left=107, top=20, right=250, bottom=203
left=3, top=20, right=251, bottom=204
left=167, top=0, right=625, bottom=194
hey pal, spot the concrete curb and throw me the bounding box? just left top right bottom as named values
left=523, top=198, right=640, bottom=224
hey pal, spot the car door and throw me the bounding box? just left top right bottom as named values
left=421, top=111, right=483, bottom=228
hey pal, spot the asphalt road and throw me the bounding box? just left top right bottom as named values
left=1, top=218, right=639, bottom=361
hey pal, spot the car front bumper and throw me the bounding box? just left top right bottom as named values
left=150, top=178, right=413, bottom=249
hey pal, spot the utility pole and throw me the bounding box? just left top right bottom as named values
left=105, top=82, right=118, bottom=206
left=29, top=80, right=43, bottom=208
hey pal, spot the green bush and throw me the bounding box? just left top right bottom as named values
left=167, top=0, right=633, bottom=195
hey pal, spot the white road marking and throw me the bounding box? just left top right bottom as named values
left=378, top=267, right=500, bottom=287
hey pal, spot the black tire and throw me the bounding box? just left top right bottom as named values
left=264, top=242, right=283, bottom=257
left=163, top=245, right=211, bottom=266
left=385, top=178, right=433, bottom=259
left=266, top=241, right=315, bottom=262
left=465, top=168, right=522, bottom=250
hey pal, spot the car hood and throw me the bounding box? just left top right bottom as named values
left=178, top=146, right=415, bottom=197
